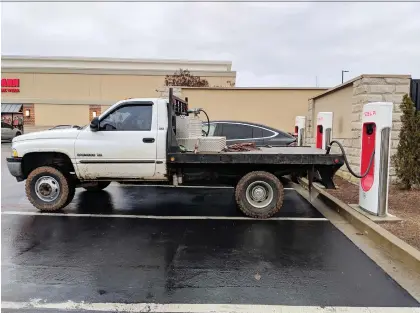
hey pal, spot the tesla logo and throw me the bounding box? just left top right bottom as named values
left=364, top=111, right=376, bottom=117
left=1, top=79, right=20, bottom=93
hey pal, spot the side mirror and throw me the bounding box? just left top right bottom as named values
left=90, top=117, right=99, bottom=131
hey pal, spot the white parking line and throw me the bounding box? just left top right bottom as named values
left=1, top=301, right=419, bottom=312
left=1, top=211, right=328, bottom=221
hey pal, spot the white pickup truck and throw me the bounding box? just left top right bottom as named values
left=6, top=89, right=344, bottom=218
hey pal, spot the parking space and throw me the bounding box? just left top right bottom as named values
left=1, top=143, right=419, bottom=312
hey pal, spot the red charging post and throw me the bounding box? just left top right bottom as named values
left=294, top=116, right=306, bottom=146
left=316, top=112, right=333, bottom=150
left=358, top=102, right=393, bottom=216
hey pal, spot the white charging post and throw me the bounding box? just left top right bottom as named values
left=358, top=102, right=393, bottom=217
left=294, top=116, right=306, bottom=146
left=316, top=112, right=333, bottom=150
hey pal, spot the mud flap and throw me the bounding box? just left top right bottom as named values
left=307, top=164, right=314, bottom=201
left=316, top=165, right=339, bottom=189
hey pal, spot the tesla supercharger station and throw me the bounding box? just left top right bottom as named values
left=316, top=112, right=333, bottom=150
left=294, top=116, right=306, bottom=146
left=358, top=102, right=393, bottom=217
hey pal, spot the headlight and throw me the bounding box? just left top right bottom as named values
left=12, top=149, right=19, bottom=158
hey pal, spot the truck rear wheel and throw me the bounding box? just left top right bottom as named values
left=83, top=181, right=111, bottom=192
left=25, top=166, right=75, bottom=212
left=235, top=171, right=284, bottom=219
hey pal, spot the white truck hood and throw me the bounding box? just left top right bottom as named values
left=13, top=128, right=82, bottom=142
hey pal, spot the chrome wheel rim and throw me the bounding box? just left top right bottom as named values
left=245, top=181, right=274, bottom=208
left=35, top=176, right=60, bottom=202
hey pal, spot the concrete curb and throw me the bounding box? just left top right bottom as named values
left=298, top=177, right=420, bottom=274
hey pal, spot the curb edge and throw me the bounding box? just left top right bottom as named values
left=298, top=177, right=420, bottom=274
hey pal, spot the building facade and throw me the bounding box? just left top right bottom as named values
left=1, top=56, right=236, bottom=132
left=304, top=74, right=412, bottom=183
left=1, top=55, right=326, bottom=133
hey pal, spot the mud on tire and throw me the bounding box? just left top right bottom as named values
left=64, top=175, right=77, bottom=206
left=235, top=171, right=284, bottom=219
left=25, top=166, right=74, bottom=212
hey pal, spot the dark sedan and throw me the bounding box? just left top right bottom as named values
left=202, top=120, right=297, bottom=147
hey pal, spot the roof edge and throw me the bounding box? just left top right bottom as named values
left=2, top=67, right=237, bottom=77
left=310, top=74, right=412, bottom=100
left=1, top=55, right=233, bottom=66
left=181, top=86, right=329, bottom=91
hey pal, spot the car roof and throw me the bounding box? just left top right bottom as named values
left=206, top=120, right=292, bottom=135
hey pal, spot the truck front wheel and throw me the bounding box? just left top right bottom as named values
left=25, top=166, right=75, bottom=212
left=235, top=171, right=284, bottom=219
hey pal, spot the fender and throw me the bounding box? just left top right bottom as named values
left=11, top=138, right=82, bottom=179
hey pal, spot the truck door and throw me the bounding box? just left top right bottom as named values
left=75, top=101, right=157, bottom=179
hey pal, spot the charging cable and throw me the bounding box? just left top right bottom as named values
left=326, top=140, right=375, bottom=179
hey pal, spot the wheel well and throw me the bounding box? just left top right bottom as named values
left=22, top=152, right=75, bottom=178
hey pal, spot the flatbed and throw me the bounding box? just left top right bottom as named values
left=169, top=146, right=343, bottom=165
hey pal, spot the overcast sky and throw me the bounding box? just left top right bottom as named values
left=1, top=1, right=420, bottom=88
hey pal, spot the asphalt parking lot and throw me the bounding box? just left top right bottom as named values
left=1, top=143, right=419, bottom=312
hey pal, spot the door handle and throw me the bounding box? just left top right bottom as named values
left=143, top=138, right=155, bottom=143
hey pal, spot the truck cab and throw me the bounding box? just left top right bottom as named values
left=8, top=97, right=170, bottom=182
left=74, top=98, right=169, bottom=181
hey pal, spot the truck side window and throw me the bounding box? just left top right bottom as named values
left=99, top=105, right=153, bottom=131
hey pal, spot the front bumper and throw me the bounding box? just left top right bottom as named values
left=6, top=157, right=24, bottom=182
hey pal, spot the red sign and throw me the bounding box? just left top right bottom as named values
left=1, top=79, right=20, bottom=93
left=364, top=111, right=376, bottom=117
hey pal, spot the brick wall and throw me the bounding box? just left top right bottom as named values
left=305, top=75, right=411, bottom=184
left=89, top=105, right=102, bottom=121
left=22, top=103, right=35, bottom=126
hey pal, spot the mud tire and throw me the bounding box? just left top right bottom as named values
left=64, top=175, right=76, bottom=206
left=235, top=171, right=284, bottom=219
left=25, top=166, right=74, bottom=212
left=83, top=181, right=111, bottom=192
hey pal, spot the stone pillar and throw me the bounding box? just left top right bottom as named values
left=305, top=99, right=314, bottom=146
left=351, top=75, right=411, bottom=183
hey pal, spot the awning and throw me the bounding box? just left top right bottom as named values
left=1, top=103, right=23, bottom=113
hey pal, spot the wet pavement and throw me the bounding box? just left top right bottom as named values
left=1, top=143, right=419, bottom=310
